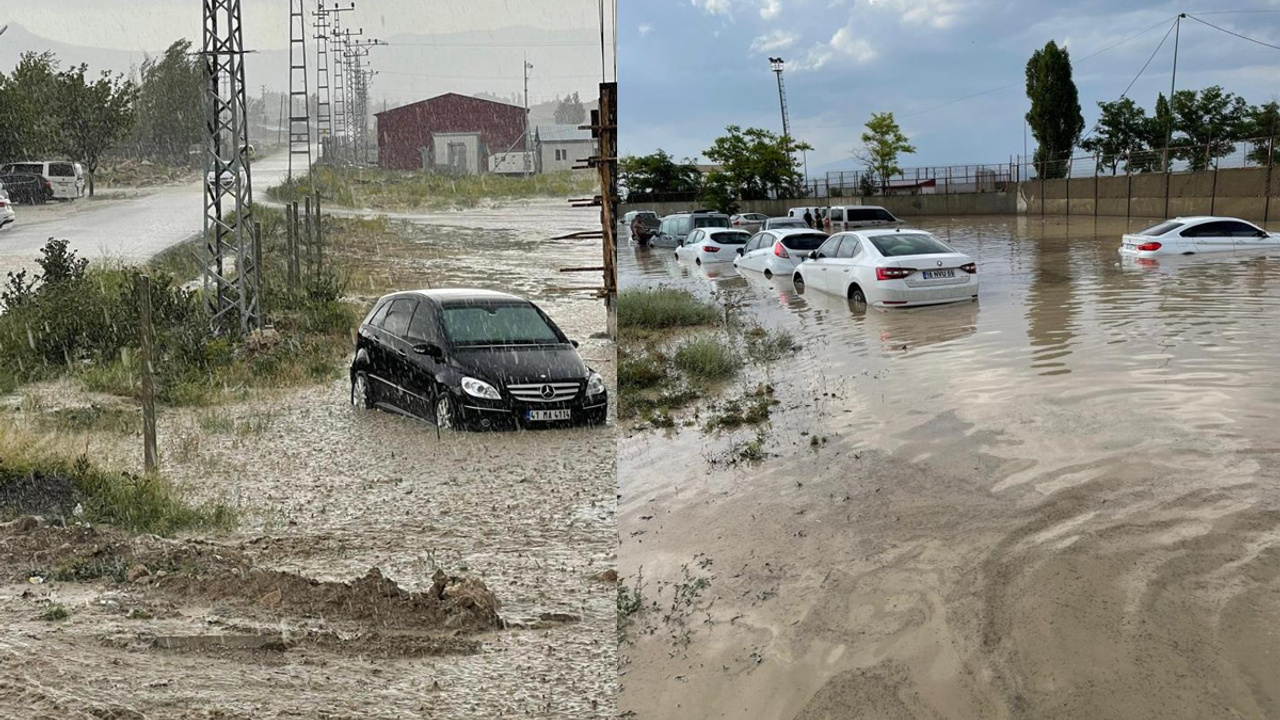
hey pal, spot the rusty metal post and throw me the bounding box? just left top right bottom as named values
left=254, top=221, right=265, bottom=321
left=314, top=191, right=323, bottom=273
left=137, top=274, right=158, bottom=475
left=304, top=194, right=314, bottom=275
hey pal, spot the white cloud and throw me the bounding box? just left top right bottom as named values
left=760, top=0, right=782, bottom=20
left=829, top=27, right=876, bottom=63
left=638, top=23, right=653, bottom=36
left=750, top=29, right=799, bottom=53
left=866, top=0, right=963, bottom=30
left=690, top=0, right=734, bottom=16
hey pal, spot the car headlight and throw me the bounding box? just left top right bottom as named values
left=460, top=376, right=501, bottom=400
left=586, top=371, right=606, bottom=397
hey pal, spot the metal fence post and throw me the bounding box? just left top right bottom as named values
left=137, top=274, right=158, bottom=475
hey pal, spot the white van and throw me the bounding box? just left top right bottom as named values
left=0, top=161, right=85, bottom=200
left=826, top=205, right=900, bottom=233
left=787, top=206, right=827, bottom=229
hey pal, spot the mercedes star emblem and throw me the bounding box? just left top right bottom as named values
left=540, top=385, right=556, bottom=399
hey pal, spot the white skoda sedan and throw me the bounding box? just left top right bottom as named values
left=793, top=229, right=978, bottom=308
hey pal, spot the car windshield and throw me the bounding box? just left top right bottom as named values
left=848, top=208, right=895, bottom=222
left=779, top=232, right=828, bottom=250
left=707, top=230, right=749, bottom=244
left=869, top=233, right=955, bottom=257
left=1137, top=221, right=1183, bottom=236
left=441, top=303, right=563, bottom=346
left=693, top=215, right=729, bottom=229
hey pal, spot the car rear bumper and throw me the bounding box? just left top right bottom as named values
left=873, top=281, right=979, bottom=307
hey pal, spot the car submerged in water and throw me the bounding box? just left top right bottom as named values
left=1119, top=216, right=1280, bottom=258
left=793, top=228, right=978, bottom=308
left=350, top=289, right=608, bottom=430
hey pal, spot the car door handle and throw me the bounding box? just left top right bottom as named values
left=396, top=349, right=407, bottom=358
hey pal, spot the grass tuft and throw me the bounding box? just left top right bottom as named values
left=673, top=336, right=741, bottom=381
left=618, top=288, right=719, bottom=330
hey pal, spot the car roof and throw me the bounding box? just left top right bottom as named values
left=767, top=228, right=828, bottom=237
left=849, top=228, right=932, bottom=239
left=830, top=204, right=892, bottom=210
left=387, top=288, right=528, bottom=304
left=1170, top=215, right=1253, bottom=224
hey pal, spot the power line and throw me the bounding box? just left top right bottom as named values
left=1080, top=17, right=1179, bottom=142
left=384, top=40, right=598, bottom=48
left=378, top=69, right=605, bottom=80
left=1184, top=13, right=1280, bottom=52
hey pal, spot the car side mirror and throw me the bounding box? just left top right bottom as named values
left=1258, top=230, right=1269, bottom=238
left=413, top=342, right=444, bottom=359
left=570, top=339, right=580, bottom=348
left=736, top=248, right=744, bottom=255
left=809, top=251, right=819, bottom=260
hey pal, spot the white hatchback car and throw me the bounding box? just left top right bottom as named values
left=1119, top=216, right=1280, bottom=258
left=675, top=228, right=752, bottom=264
left=793, top=229, right=978, bottom=308
left=733, top=228, right=829, bottom=278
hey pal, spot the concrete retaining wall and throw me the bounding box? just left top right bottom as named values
left=624, top=167, right=1277, bottom=221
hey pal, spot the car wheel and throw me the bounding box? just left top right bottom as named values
left=435, top=392, right=457, bottom=430
left=351, top=371, right=372, bottom=409
left=793, top=273, right=805, bottom=293
left=849, top=285, right=868, bottom=307
left=695, top=257, right=702, bottom=266
left=764, top=268, right=773, bottom=279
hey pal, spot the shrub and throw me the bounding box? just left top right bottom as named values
left=618, top=288, right=719, bottom=330
left=673, top=336, right=740, bottom=381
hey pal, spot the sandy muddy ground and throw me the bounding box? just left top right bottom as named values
left=618, top=214, right=1280, bottom=719
left=0, top=199, right=617, bottom=719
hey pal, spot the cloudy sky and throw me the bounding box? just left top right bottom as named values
left=0, top=1, right=615, bottom=107
left=619, top=0, right=1280, bottom=175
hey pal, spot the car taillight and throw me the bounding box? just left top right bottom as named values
left=876, top=267, right=915, bottom=281
left=702, top=245, right=720, bottom=253
left=960, top=263, right=977, bottom=274
left=774, top=242, right=789, bottom=259
left=1137, top=242, right=1162, bottom=252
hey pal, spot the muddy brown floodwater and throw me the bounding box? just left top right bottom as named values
left=618, top=214, right=1280, bottom=720
left=0, top=199, right=617, bottom=719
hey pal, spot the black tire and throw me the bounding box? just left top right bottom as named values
left=793, top=273, right=806, bottom=293
left=695, top=258, right=702, bottom=266
left=849, top=285, right=868, bottom=307
left=764, top=268, right=773, bottom=279
left=351, top=371, right=373, bottom=409
left=435, top=391, right=458, bottom=431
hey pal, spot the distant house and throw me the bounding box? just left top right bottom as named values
left=375, top=93, right=527, bottom=174
left=535, top=124, right=594, bottom=174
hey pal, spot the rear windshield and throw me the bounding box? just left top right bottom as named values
left=779, top=232, right=828, bottom=250
left=707, top=230, right=750, bottom=245
left=693, top=215, right=730, bottom=229
left=1138, top=221, right=1183, bottom=237
left=848, top=208, right=896, bottom=222
left=442, top=303, right=562, bottom=346
left=869, top=233, right=955, bottom=257
left=49, top=163, right=75, bottom=176
left=769, top=218, right=808, bottom=228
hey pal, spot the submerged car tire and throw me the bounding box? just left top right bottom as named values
left=695, top=257, right=702, bottom=266
left=351, top=371, right=373, bottom=409
left=435, top=393, right=458, bottom=431
left=848, top=285, right=867, bottom=306
left=792, top=273, right=805, bottom=293
left=764, top=268, right=773, bottom=279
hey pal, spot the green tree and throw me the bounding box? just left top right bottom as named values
left=699, top=170, right=738, bottom=214
left=1169, top=86, right=1248, bottom=170
left=703, top=125, right=803, bottom=200
left=854, top=112, right=915, bottom=193
left=55, top=65, right=137, bottom=196
left=129, top=40, right=204, bottom=164
left=1081, top=98, right=1149, bottom=174
left=619, top=149, right=701, bottom=200
left=1240, top=101, right=1280, bottom=165
left=553, top=91, right=586, bottom=125
left=0, top=52, right=63, bottom=160
left=1025, top=40, right=1084, bottom=179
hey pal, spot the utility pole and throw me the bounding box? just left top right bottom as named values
left=328, top=4, right=357, bottom=164
left=1165, top=13, right=1184, bottom=173
left=312, top=2, right=340, bottom=162
left=259, top=83, right=267, bottom=123
left=287, top=0, right=312, bottom=182
left=769, top=57, right=794, bottom=173
left=201, top=0, right=259, bottom=332
left=524, top=56, right=534, bottom=178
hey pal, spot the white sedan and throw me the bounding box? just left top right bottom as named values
left=733, top=228, right=829, bottom=278
left=1119, top=216, right=1280, bottom=258
left=793, top=229, right=978, bottom=308
left=674, top=228, right=752, bottom=264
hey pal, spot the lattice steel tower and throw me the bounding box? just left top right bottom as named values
left=287, top=0, right=312, bottom=180
left=202, top=0, right=258, bottom=332
left=312, top=2, right=332, bottom=159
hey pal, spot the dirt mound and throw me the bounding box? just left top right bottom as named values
left=0, top=524, right=503, bottom=633
left=0, top=469, right=77, bottom=518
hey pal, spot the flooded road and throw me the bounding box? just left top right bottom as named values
left=618, top=214, right=1280, bottom=719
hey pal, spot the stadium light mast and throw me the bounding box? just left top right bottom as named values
left=769, top=57, right=791, bottom=145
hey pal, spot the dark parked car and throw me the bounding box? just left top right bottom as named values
left=350, top=289, right=608, bottom=430
left=627, top=210, right=660, bottom=246
left=0, top=172, right=53, bottom=204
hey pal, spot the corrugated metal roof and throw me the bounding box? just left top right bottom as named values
left=536, top=124, right=593, bottom=143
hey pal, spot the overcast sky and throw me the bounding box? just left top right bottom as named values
left=619, top=0, right=1280, bottom=174
left=0, top=1, right=616, bottom=106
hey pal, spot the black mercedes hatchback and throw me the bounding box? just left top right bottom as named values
left=349, top=289, right=608, bottom=430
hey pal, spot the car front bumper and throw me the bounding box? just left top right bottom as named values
left=457, top=391, right=609, bottom=429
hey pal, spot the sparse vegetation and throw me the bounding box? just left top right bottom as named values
left=619, top=288, right=719, bottom=330
left=40, top=604, right=69, bottom=622
left=704, top=385, right=777, bottom=433
left=267, top=165, right=597, bottom=211
left=673, top=336, right=741, bottom=381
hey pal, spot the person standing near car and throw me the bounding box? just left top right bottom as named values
left=803, top=209, right=814, bottom=229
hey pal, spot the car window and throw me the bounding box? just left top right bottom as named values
left=708, top=230, right=749, bottom=245
left=1221, top=221, right=1263, bottom=237
left=364, top=299, right=391, bottom=328
left=1140, top=221, right=1183, bottom=236
left=381, top=298, right=417, bottom=337
left=693, top=215, right=729, bottom=229
left=780, top=232, right=829, bottom=251
left=406, top=303, right=438, bottom=343
left=868, top=233, right=955, bottom=257
left=442, top=303, right=562, bottom=346
left=836, top=238, right=860, bottom=259
left=676, top=216, right=692, bottom=235
left=848, top=208, right=896, bottom=222
left=830, top=208, right=844, bottom=222
left=816, top=237, right=842, bottom=257
left=49, top=163, right=74, bottom=176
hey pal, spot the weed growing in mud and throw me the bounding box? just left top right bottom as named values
left=745, top=326, right=799, bottom=363
left=618, top=560, right=717, bottom=651
left=617, top=569, right=646, bottom=644
left=40, top=604, right=69, bottom=621
left=705, top=429, right=772, bottom=469
left=619, top=288, right=719, bottom=330
left=674, top=336, right=741, bottom=381
left=704, top=385, right=778, bottom=433
left=266, top=166, right=597, bottom=211
left=619, top=354, right=665, bottom=392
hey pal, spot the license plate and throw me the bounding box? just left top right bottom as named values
left=1123, top=243, right=1137, bottom=251
left=922, top=269, right=955, bottom=279
left=527, top=409, right=571, bottom=421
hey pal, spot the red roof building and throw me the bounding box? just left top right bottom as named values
left=375, top=93, right=527, bottom=173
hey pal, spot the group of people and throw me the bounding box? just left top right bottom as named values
left=802, top=208, right=828, bottom=232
